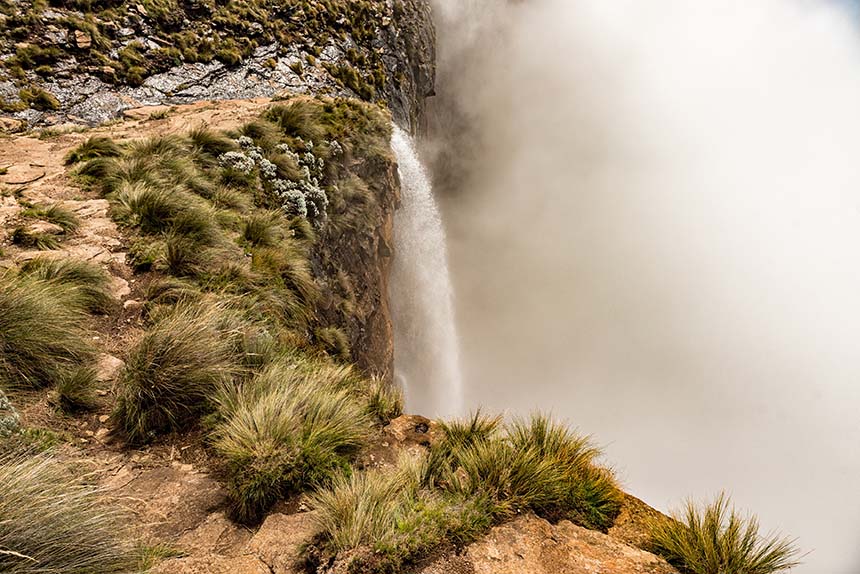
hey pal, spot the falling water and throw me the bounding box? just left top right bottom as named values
left=389, top=124, right=463, bottom=419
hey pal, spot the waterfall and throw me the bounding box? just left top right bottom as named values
left=389, top=124, right=463, bottom=419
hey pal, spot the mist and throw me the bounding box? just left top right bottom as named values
left=425, top=1, right=860, bottom=572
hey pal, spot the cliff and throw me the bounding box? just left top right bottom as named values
left=0, top=0, right=434, bottom=130
left=0, top=3, right=694, bottom=574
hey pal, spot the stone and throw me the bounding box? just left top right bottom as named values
left=175, top=512, right=252, bottom=556
left=26, top=221, right=64, bottom=235
left=123, top=299, right=143, bottom=312
left=109, top=275, right=131, bottom=299
left=246, top=512, right=318, bottom=573
left=96, top=353, right=125, bottom=383
left=459, top=515, right=678, bottom=574
left=152, top=555, right=270, bottom=574
left=74, top=30, right=92, bottom=49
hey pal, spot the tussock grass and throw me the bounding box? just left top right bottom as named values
left=236, top=119, right=282, bottom=151
left=309, top=457, right=494, bottom=572
left=649, top=493, right=801, bottom=574
left=212, top=359, right=372, bottom=523
left=252, top=244, right=318, bottom=306
left=19, top=257, right=116, bottom=314
left=187, top=126, right=237, bottom=158
left=264, top=101, right=325, bottom=142
left=0, top=273, right=95, bottom=391
left=64, top=136, right=123, bottom=165
left=24, top=203, right=81, bottom=233
left=314, top=326, right=351, bottom=361
left=507, top=415, right=623, bottom=529
left=241, top=211, right=284, bottom=247
left=113, top=181, right=218, bottom=244
left=312, top=412, right=624, bottom=572
left=11, top=226, right=60, bottom=250
left=54, top=366, right=98, bottom=413
left=365, top=377, right=403, bottom=425
left=114, top=301, right=241, bottom=444
left=0, top=452, right=138, bottom=574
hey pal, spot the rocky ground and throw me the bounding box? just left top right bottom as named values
left=0, top=101, right=678, bottom=574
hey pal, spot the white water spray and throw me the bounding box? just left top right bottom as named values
left=389, top=124, right=463, bottom=419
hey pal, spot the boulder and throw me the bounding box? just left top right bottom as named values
left=421, top=514, right=679, bottom=574
left=246, top=512, right=318, bottom=573
left=152, top=555, right=271, bottom=574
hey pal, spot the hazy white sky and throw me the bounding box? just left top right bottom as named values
left=427, top=1, right=860, bottom=572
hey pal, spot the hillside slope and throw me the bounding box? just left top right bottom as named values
left=0, top=98, right=678, bottom=574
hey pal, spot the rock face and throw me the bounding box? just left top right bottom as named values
left=421, top=515, right=679, bottom=574
left=0, top=0, right=435, bottom=130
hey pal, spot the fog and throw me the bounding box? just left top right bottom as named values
left=425, top=1, right=860, bottom=572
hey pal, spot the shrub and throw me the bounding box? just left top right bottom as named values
left=64, top=136, right=122, bottom=165
left=212, top=359, right=372, bottom=523
left=0, top=453, right=138, bottom=574
left=113, top=301, right=241, bottom=444
left=648, top=493, right=801, bottom=574
left=19, top=257, right=115, bottom=314
left=0, top=273, right=95, bottom=391
left=0, top=389, right=20, bottom=438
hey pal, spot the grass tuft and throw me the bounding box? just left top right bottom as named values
left=365, top=377, right=403, bottom=425
left=212, top=358, right=372, bottom=523
left=19, top=257, right=116, bottom=314
left=113, top=301, right=241, bottom=444
left=0, top=273, right=95, bottom=391
left=65, top=136, right=123, bottom=165
left=23, top=203, right=82, bottom=233
left=0, top=452, right=138, bottom=574
left=648, top=493, right=801, bottom=574
left=241, top=211, right=284, bottom=247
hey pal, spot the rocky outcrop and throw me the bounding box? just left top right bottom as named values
left=420, top=514, right=679, bottom=574
left=0, top=0, right=435, bottom=130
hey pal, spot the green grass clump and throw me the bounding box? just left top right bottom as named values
left=19, top=257, right=116, bottom=314
left=0, top=273, right=95, bottom=391
left=311, top=412, right=624, bottom=572
left=54, top=365, right=99, bottom=413
left=648, top=493, right=801, bottom=574
left=64, top=136, right=123, bottom=165
left=22, top=203, right=82, bottom=234
left=212, top=358, right=372, bottom=523
left=18, top=87, right=60, bottom=111
left=11, top=226, right=60, bottom=250
left=364, top=377, right=403, bottom=425
left=309, top=457, right=493, bottom=573
left=0, top=453, right=139, bottom=574
left=187, top=126, right=237, bottom=158
left=241, top=211, right=284, bottom=247
left=314, top=326, right=350, bottom=361
left=113, top=300, right=242, bottom=444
